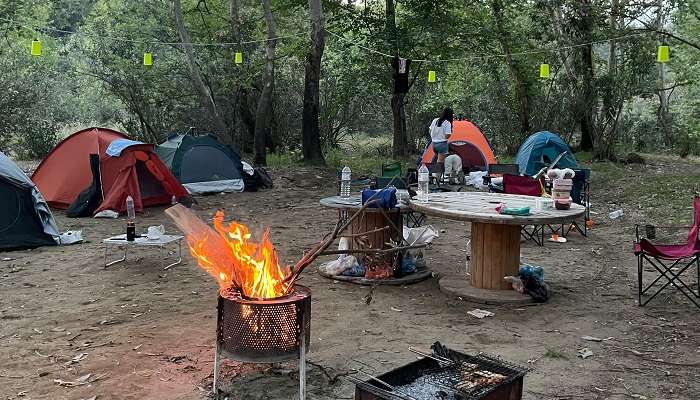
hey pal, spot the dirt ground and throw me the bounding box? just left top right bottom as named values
left=2, top=160, right=699, bottom=400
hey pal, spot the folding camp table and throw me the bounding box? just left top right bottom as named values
left=103, top=234, right=183, bottom=270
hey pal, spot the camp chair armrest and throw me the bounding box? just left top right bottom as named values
left=635, top=224, right=694, bottom=241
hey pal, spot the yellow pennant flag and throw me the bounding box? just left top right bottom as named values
left=428, top=70, right=436, bottom=83
left=235, top=52, right=243, bottom=64
left=143, top=52, right=153, bottom=66
left=539, top=63, right=550, bottom=79
left=657, top=45, right=669, bottom=63
left=31, top=39, right=42, bottom=56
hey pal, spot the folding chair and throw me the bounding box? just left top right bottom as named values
left=633, top=195, right=700, bottom=308
left=483, top=163, right=520, bottom=191
left=381, top=161, right=402, bottom=178
left=562, top=168, right=591, bottom=237
left=502, top=174, right=545, bottom=246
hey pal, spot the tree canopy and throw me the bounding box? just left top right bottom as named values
left=1, top=0, right=698, bottom=161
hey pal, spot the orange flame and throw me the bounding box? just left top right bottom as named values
left=186, top=210, right=291, bottom=299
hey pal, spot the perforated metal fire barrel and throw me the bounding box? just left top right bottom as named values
left=216, top=285, right=311, bottom=363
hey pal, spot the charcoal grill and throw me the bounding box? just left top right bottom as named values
left=213, top=285, right=311, bottom=399
left=353, top=342, right=527, bottom=400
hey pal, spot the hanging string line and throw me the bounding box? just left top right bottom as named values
left=325, top=29, right=394, bottom=58
left=327, top=29, right=653, bottom=62
left=4, top=15, right=659, bottom=61
left=0, top=17, right=307, bottom=46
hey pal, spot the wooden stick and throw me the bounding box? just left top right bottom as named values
left=340, top=226, right=390, bottom=238
left=320, top=243, right=426, bottom=256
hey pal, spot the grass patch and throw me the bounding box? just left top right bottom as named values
left=543, top=348, right=567, bottom=360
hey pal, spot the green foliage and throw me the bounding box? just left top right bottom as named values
left=14, top=119, right=60, bottom=159
left=0, top=0, right=698, bottom=160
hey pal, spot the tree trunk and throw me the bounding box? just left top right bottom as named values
left=301, top=0, right=326, bottom=165
left=578, top=0, right=595, bottom=151
left=229, top=0, right=241, bottom=44
left=491, top=0, right=531, bottom=140
left=386, top=0, right=408, bottom=157
left=550, top=5, right=576, bottom=81
left=254, top=0, right=276, bottom=166
left=391, top=93, right=407, bottom=156
left=595, top=0, right=622, bottom=160
left=655, top=0, right=672, bottom=146
left=173, top=0, right=228, bottom=139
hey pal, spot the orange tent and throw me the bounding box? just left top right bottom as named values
left=420, top=120, right=496, bottom=171
left=32, top=127, right=188, bottom=214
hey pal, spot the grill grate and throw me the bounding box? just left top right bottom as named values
left=217, top=285, right=311, bottom=363
left=418, top=354, right=525, bottom=399
left=354, top=342, right=527, bottom=400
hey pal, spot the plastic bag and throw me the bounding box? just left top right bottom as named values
left=319, top=255, right=358, bottom=276
left=403, top=225, right=439, bottom=246
left=504, top=276, right=525, bottom=294
left=521, top=275, right=550, bottom=302
left=59, top=230, right=83, bottom=245
left=519, top=264, right=544, bottom=283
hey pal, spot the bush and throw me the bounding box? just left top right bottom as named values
left=14, top=120, right=60, bottom=160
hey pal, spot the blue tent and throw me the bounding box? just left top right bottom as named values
left=515, top=131, right=578, bottom=175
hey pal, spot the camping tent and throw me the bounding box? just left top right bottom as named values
left=32, top=127, right=188, bottom=215
left=515, top=131, right=578, bottom=176
left=156, top=134, right=245, bottom=194
left=1, top=151, right=59, bottom=250
left=420, top=120, right=497, bottom=171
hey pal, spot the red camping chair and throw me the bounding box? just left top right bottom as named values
left=503, top=174, right=545, bottom=246
left=634, top=195, right=700, bottom=308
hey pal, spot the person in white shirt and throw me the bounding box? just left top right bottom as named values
left=444, top=153, right=463, bottom=184
left=429, top=108, right=454, bottom=163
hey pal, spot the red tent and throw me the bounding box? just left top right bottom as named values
left=32, top=127, right=188, bottom=214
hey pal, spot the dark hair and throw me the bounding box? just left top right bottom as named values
left=437, top=108, right=454, bottom=127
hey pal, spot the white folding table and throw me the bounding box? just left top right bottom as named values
left=103, top=234, right=184, bottom=270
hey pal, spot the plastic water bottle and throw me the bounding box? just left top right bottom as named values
left=340, top=166, right=351, bottom=198
left=125, top=195, right=136, bottom=241
left=171, top=195, right=177, bottom=205
left=417, top=164, right=429, bottom=202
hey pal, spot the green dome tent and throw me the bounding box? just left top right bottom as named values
left=0, top=151, right=60, bottom=251
left=156, top=134, right=246, bottom=194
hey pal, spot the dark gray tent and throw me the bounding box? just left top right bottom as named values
left=156, top=134, right=246, bottom=194
left=0, top=151, right=59, bottom=251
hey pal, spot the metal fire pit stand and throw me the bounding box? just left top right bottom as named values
left=212, top=286, right=311, bottom=400
left=212, top=321, right=307, bottom=399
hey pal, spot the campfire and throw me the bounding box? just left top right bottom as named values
left=165, top=199, right=396, bottom=399
left=166, top=205, right=313, bottom=399
left=168, top=207, right=292, bottom=299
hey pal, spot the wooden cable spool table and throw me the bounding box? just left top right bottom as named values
left=409, top=192, right=585, bottom=303
left=318, top=194, right=432, bottom=285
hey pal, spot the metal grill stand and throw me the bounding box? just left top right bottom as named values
left=213, top=285, right=311, bottom=399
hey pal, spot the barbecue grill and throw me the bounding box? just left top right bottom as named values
left=213, top=285, right=311, bottom=399
left=353, top=342, right=527, bottom=400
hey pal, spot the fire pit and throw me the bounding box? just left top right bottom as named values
left=214, top=285, right=311, bottom=397
left=165, top=206, right=318, bottom=399
left=352, top=343, right=527, bottom=400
